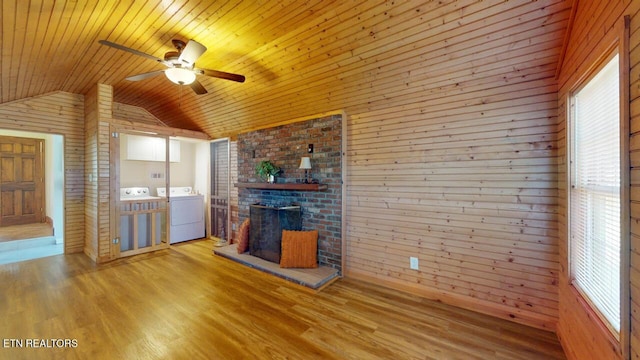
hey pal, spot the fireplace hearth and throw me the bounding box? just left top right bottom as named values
left=249, top=204, right=302, bottom=263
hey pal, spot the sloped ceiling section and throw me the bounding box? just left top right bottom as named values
left=1, top=0, right=570, bottom=139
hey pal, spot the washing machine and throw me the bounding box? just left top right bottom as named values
left=157, top=187, right=205, bottom=243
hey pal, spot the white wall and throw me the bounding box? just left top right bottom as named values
left=194, top=141, right=211, bottom=236
left=170, top=140, right=196, bottom=188
left=193, top=141, right=210, bottom=196
left=119, top=134, right=196, bottom=194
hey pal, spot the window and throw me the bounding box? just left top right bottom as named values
left=569, top=53, right=621, bottom=335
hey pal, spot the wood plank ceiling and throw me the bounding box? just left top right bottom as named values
left=0, top=0, right=571, bottom=139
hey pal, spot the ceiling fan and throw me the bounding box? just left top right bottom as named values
left=98, top=39, right=245, bottom=95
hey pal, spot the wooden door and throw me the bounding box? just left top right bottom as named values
left=0, top=136, right=44, bottom=227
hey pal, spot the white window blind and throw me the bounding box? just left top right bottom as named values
left=570, top=54, right=620, bottom=333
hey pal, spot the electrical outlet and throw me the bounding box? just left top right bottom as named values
left=410, top=257, right=419, bottom=270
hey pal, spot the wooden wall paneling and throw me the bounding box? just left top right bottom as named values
left=89, top=2, right=154, bottom=87
left=556, top=1, right=640, bottom=359
left=112, top=103, right=168, bottom=127
left=101, top=0, right=245, bottom=88
left=45, top=1, right=96, bottom=93
left=631, top=4, right=640, bottom=359
left=109, top=119, right=209, bottom=140
left=84, top=83, right=116, bottom=263
left=229, top=0, right=341, bottom=49
left=31, top=1, right=77, bottom=97
left=193, top=0, right=569, bottom=136
left=346, top=234, right=559, bottom=294
left=335, top=17, right=564, bottom=107
left=51, top=2, right=112, bottom=94
left=84, top=85, right=99, bottom=260
left=632, top=262, right=640, bottom=360
left=269, top=1, right=556, bottom=97
left=70, top=1, right=163, bottom=93
left=146, top=0, right=376, bottom=128
left=1, top=1, right=17, bottom=102
left=97, top=84, right=113, bottom=262
left=629, top=2, right=640, bottom=360
left=97, top=120, right=110, bottom=259
left=0, top=91, right=85, bottom=254
left=13, top=0, right=33, bottom=100
left=18, top=0, right=57, bottom=98
left=337, top=1, right=565, bottom=331
left=108, top=122, right=120, bottom=260
left=180, top=0, right=467, bottom=130
left=99, top=0, right=334, bottom=108
left=559, top=0, right=612, bottom=73
left=347, top=137, right=558, bottom=328
left=558, top=2, right=627, bottom=79
left=2, top=1, right=574, bottom=139
left=84, top=1, right=171, bottom=86
left=555, top=0, right=578, bottom=80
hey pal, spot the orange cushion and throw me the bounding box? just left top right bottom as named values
left=237, top=219, right=250, bottom=254
left=280, top=230, right=318, bottom=268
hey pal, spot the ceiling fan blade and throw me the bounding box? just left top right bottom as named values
left=125, top=70, right=165, bottom=81
left=198, top=68, right=246, bottom=83
left=98, top=40, right=164, bottom=63
left=190, top=80, right=208, bottom=95
left=179, top=40, right=207, bottom=66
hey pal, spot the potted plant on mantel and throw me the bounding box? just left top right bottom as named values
left=255, top=160, right=281, bottom=183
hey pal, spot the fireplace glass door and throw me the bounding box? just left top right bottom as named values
left=249, top=204, right=301, bottom=263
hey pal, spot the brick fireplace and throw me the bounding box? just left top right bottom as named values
left=236, top=114, right=343, bottom=273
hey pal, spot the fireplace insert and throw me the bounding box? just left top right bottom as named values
left=249, top=204, right=301, bottom=263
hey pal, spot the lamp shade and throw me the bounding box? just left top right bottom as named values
left=299, top=157, right=312, bottom=169
left=165, top=67, right=196, bottom=85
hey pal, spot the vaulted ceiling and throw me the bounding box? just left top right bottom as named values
left=1, top=0, right=572, bottom=139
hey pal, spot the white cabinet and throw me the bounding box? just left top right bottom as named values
left=126, top=134, right=156, bottom=161
left=126, top=135, right=180, bottom=162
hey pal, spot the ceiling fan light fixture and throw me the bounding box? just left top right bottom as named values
left=165, top=67, right=196, bottom=85
left=98, top=39, right=245, bottom=94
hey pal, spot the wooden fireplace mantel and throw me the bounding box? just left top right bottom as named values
left=234, top=182, right=328, bottom=191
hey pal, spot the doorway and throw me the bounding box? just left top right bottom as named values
left=112, top=130, right=170, bottom=259
left=0, top=130, right=64, bottom=265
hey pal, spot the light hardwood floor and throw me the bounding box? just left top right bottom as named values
left=0, top=239, right=566, bottom=360
left=0, top=222, right=53, bottom=242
